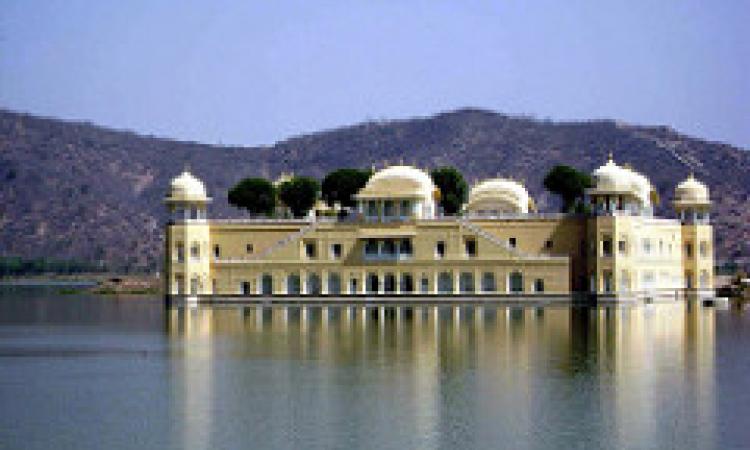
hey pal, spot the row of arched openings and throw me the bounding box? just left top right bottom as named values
left=253, top=271, right=526, bottom=295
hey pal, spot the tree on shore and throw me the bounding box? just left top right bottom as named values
left=430, top=166, right=468, bottom=215
left=278, top=176, right=320, bottom=217
left=228, top=177, right=277, bottom=216
left=543, top=165, right=593, bottom=212
left=321, top=168, right=373, bottom=207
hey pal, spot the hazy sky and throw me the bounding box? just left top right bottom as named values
left=1, top=1, right=748, bottom=148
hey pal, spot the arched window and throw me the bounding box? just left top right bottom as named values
left=420, top=276, right=429, bottom=294
left=481, top=272, right=496, bottom=292
left=328, top=273, right=341, bottom=295
left=400, top=273, right=414, bottom=293
left=384, top=200, right=395, bottom=217
left=459, top=272, right=474, bottom=293
left=509, top=271, right=523, bottom=293
left=287, top=274, right=301, bottom=295
left=174, top=275, right=184, bottom=295
left=602, top=271, right=613, bottom=293
left=384, top=273, right=396, bottom=293
left=367, top=273, right=379, bottom=294
left=307, top=273, right=321, bottom=295
left=190, top=242, right=200, bottom=260
left=366, top=201, right=378, bottom=218
left=261, top=274, right=273, bottom=295
left=438, top=272, right=453, bottom=294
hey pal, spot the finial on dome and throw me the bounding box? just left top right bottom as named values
left=183, top=162, right=191, bottom=173
left=607, top=151, right=614, bottom=162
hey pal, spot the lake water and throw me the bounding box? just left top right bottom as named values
left=1, top=289, right=749, bottom=450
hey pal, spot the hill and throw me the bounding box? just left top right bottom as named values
left=1, top=108, right=748, bottom=271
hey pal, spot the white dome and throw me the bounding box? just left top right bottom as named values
left=591, top=157, right=632, bottom=192
left=355, top=165, right=437, bottom=200
left=621, top=166, right=653, bottom=205
left=590, top=156, right=653, bottom=206
left=166, top=170, right=208, bottom=202
left=465, top=178, right=530, bottom=214
left=674, top=174, right=710, bottom=206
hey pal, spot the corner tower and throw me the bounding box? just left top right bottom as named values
left=673, top=174, right=713, bottom=293
left=585, top=154, right=660, bottom=299
left=164, top=170, right=211, bottom=299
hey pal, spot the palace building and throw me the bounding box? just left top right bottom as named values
left=163, top=156, right=714, bottom=302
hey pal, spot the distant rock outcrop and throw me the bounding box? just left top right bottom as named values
left=1, top=108, right=748, bottom=270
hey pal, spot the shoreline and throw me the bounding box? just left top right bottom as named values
left=0, top=274, right=162, bottom=295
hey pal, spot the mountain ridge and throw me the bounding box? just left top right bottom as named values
left=1, top=108, right=748, bottom=270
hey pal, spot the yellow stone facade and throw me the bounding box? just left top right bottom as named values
left=164, top=160, right=715, bottom=302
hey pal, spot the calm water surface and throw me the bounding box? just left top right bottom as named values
left=1, top=288, right=749, bottom=450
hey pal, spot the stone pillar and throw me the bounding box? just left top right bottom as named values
left=475, top=269, right=482, bottom=294
left=321, top=306, right=329, bottom=327
left=300, top=269, right=308, bottom=295
left=274, top=270, right=283, bottom=295
left=378, top=271, right=385, bottom=295
left=454, top=271, right=460, bottom=295
left=395, top=271, right=402, bottom=295
left=433, top=271, right=439, bottom=295
left=361, top=270, right=367, bottom=294
left=453, top=305, right=461, bottom=327
left=321, top=269, right=329, bottom=295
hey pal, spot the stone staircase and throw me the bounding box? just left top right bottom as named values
left=252, top=221, right=319, bottom=260
left=458, top=218, right=530, bottom=258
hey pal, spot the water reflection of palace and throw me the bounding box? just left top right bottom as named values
left=168, top=302, right=715, bottom=449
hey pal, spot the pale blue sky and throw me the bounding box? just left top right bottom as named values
left=1, top=1, right=748, bottom=148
